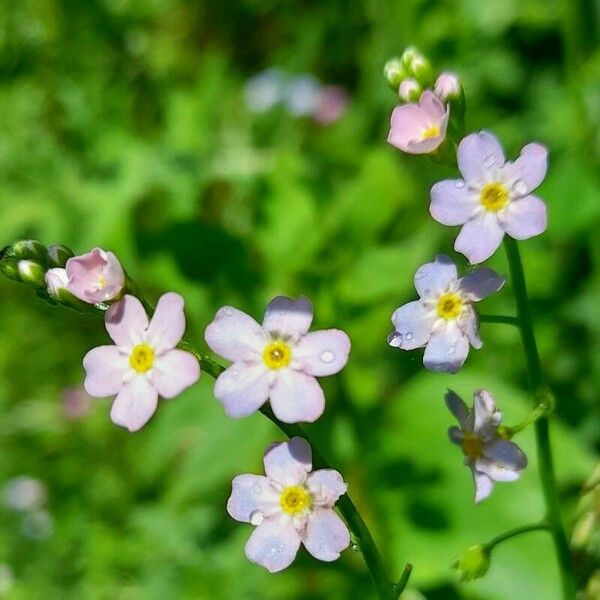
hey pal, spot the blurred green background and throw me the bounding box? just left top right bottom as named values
left=1, top=0, right=600, bottom=598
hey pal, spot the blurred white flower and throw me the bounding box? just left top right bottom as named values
left=21, top=510, right=54, bottom=540
left=244, top=69, right=286, bottom=113
left=284, top=75, right=321, bottom=116
left=2, top=476, right=47, bottom=512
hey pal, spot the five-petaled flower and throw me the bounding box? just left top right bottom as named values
left=430, top=131, right=548, bottom=264
left=446, top=389, right=527, bottom=503
left=83, top=293, right=200, bottom=432
left=227, top=437, right=350, bottom=572
left=66, top=247, right=125, bottom=304
left=388, top=255, right=504, bottom=373
left=387, top=90, right=449, bottom=154
left=204, top=296, right=351, bottom=423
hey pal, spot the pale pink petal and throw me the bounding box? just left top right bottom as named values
left=473, top=389, right=501, bottom=433
left=269, top=370, right=325, bottom=423
left=457, top=131, right=505, bottom=184
left=473, top=470, right=494, bottom=503
left=414, top=255, right=458, bottom=297
left=306, top=470, right=347, bottom=507
left=227, top=474, right=279, bottom=523
left=500, top=195, right=547, bottom=240
left=454, top=212, right=505, bottom=264
left=244, top=519, right=301, bottom=573
left=419, top=90, right=447, bottom=119
left=262, top=296, right=313, bottom=338
left=507, top=143, right=548, bottom=194
left=204, top=307, right=265, bottom=362
left=83, top=345, right=128, bottom=397
left=458, top=268, right=505, bottom=301
left=105, top=295, right=148, bottom=349
left=146, top=293, right=186, bottom=353
left=263, top=437, right=312, bottom=486
left=150, top=349, right=200, bottom=399
left=434, top=72, right=460, bottom=101
left=213, top=362, right=271, bottom=418
left=430, top=180, right=480, bottom=226
left=423, top=327, right=469, bottom=373
left=462, top=307, right=482, bottom=350
left=445, top=390, right=470, bottom=428
left=66, top=248, right=125, bottom=303
left=478, top=440, right=527, bottom=481
left=389, top=301, right=434, bottom=350
left=110, top=376, right=158, bottom=432
left=303, top=508, right=350, bottom=562
left=293, top=330, right=351, bottom=376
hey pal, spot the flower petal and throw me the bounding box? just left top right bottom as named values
left=204, top=306, right=265, bottom=363
left=430, top=180, right=480, bottom=226
left=66, top=248, right=125, bottom=304
left=262, top=296, right=313, bottom=338
left=83, top=345, right=128, bottom=397
left=459, top=268, right=505, bottom=301
left=423, top=327, right=469, bottom=373
left=263, top=437, right=312, bottom=486
left=227, top=474, right=279, bottom=523
left=105, top=295, right=148, bottom=349
left=457, top=131, right=505, bottom=184
left=507, top=143, right=548, bottom=194
left=473, top=470, right=494, bottom=504
left=244, top=519, right=301, bottom=573
left=150, top=349, right=200, bottom=399
left=146, top=293, right=186, bottom=353
left=306, top=469, right=347, bottom=507
left=473, top=389, right=501, bottom=433
left=389, top=301, right=434, bottom=350
left=294, top=330, right=351, bottom=376
left=269, top=370, right=325, bottom=423
left=303, top=508, right=350, bottom=562
left=500, top=195, right=547, bottom=240
left=213, top=362, right=271, bottom=418
left=462, top=307, right=482, bottom=350
left=110, top=376, right=158, bottom=432
left=445, top=390, right=470, bottom=428
left=454, top=212, right=505, bottom=264
left=478, top=439, right=527, bottom=481
left=414, top=254, right=458, bottom=297
left=448, top=425, right=464, bottom=445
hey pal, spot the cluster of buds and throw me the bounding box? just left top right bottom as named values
left=0, top=240, right=128, bottom=313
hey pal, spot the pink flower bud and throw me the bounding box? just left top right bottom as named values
left=66, top=248, right=125, bottom=304
left=45, top=268, right=69, bottom=298
left=434, top=71, right=461, bottom=101
left=398, top=78, right=421, bottom=102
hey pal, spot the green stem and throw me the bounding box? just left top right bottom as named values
left=503, top=237, right=576, bottom=599
left=486, top=522, right=550, bottom=553
left=479, top=314, right=520, bottom=327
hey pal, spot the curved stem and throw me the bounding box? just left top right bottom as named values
left=486, top=522, right=550, bottom=553
left=503, top=238, right=576, bottom=599
left=479, top=314, right=520, bottom=326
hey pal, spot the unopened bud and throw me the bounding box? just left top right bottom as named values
left=434, top=71, right=461, bottom=101
left=11, top=240, right=47, bottom=263
left=47, top=245, right=74, bottom=268
left=45, top=268, right=69, bottom=299
left=401, top=47, right=433, bottom=85
left=398, top=78, right=422, bottom=102
left=496, top=425, right=514, bottom=440
left=452, top=544, right=490, bottom=582
left=0, top=259, right=20, bottom=282
left=17, top=260, right=45, bottom=287
left=383, top=57, right=405, bottom=90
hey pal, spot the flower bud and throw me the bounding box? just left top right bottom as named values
left=452, top=544, right=490, bottom=581
left=11, top=240, right=48, bottom=263
left=383, top=57, right=405, bottom=90
left=401, top=47, right=433, bottom=85
left=45, top=268, right=69, bottom=299
left=398, top=78, right=422, bottom=102
left=17, top=260, right=45, bottom=287
left=434, top=71, right=461, bottom=102
left=0, top=259, right=20, bottom=282
left=47, top=244, right=74, bottom=268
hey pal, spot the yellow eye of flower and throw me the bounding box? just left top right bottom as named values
left=461, top=432, right=484, bottom=459
left=422, top=125, right=440, bottom=140
left=480, top=182, right=509, bottom=211
left=279, top=485, right=312, bottom=516
left=436, top=292, right=463, bottom=320
left=263, top=340, right=292, bottom=370
left=129, top=344, right=155, bottom=373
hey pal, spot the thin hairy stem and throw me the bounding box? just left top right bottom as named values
left=486, top=522, right=551, bottom=553
left=504, top=237, right=576, bottom=599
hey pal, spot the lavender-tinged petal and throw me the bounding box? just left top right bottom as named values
left=150, top=349, right=200, bottom=399
left=479, top=439, right=527, bottom=481
left=430, top=180, right=480, bottom=226
left=423, top=328, right=469, bottom=374
left=306, top=470, right=347, bottom=507
left=105, top=295, right=148, bottom=349
left=213, top=362, right=271, bottom=418
left=227, top=474, right=279, bottom=523
left=83, top=345, right=129, bottom=397
left=110, top=377, right=158, bottom=432
left=473, top=389, right=501, bottom=433
left=473, top=470, right=494, bottom=504
left=262, top=296, right=313, bottom=338
left=303, top=508, right=350, bottom=562
left=500, top=195, right=547, bottom=240
left=414, top=254, right=458, bottom=297
left=462, top=306, right=482, bottom=350
left=389, top=301, right=434, bottom=350
left=269, top=370, right=325, bottom=424
left=263, top=437, right=312, bottom=487
left=244, top=519, right=301, bottom=573
left=458, top=268, right=505, bottom=301
left=146, top=293, right=186, bottom=353
left=506, top=143, right=548, bottom=194
left=454, top=212, right=505, bottom=265
left=293, top=329, right=351, bottom=376
left=445, top=390, right=470, bottom=428
left=457, top=131, right=506, bottom=183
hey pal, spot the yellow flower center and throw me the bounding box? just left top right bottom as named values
left=436, top=292, right=464, bottom=320
left=129, top=344, right=155, bottom=373
left=461, top=432, right=484, bottom=459
left=263, top=340, right=292, bottom=370
left=480, top=182, right=509, bottom=212
left=422, top=125, right=440, bottom=140
left=279, top=485, right=312, bottom=516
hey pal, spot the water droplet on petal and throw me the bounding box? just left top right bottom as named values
left=220, top=307, right=233, bottom=317
left=512, top=179, right=527, bottom=195
left=320, top=350, right=334, bottom=363
left=405, top=332, right=413, bottom=341
left=252, top=483, right=262, bottom=494
left=249, top=510, right=264, bottom=526
left=387, top=331, right=403, bottom=347
left=423, top=288, right=431, bottom=296
left=415, top=270, right=426, bottom=280
left=455, top=179, right=466, bottom=189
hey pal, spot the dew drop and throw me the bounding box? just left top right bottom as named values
left=405, top=332, right=413, bottom=341
left=320, top=350, right=334, bottom=363
left=454, top=179, right=466, bottom=189
left=387, top=331, right=402, bottom=347
left=512, top=179, right=527, bottom=195
left=249, top=510, right=264, bottom=526
left=220, top=307, right=233, bottom=317
left=422, top=288, right=431, bottom=296
left=351, top=543, right=361, bottom=552
left=414, top=269, right=426, bottom=280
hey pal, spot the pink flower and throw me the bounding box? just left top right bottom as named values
left=434, top=71, right=461, bottom=101
left=313, top=85, right=349, bottom=125
left=204, top=296, right=351, bottom=423
left=387, top=90, right=449, bottom=154
left=66, top=247, right=125, bottom=303
left=430, top=131, right=548, bottom=264
left=83, top=293, right=200, bottom=432
left=227, top=437, right=350, bottom=572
